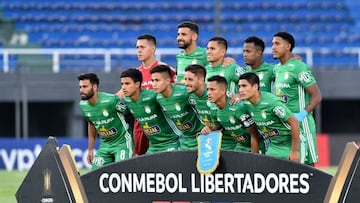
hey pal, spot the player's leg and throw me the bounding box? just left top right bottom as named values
left=301, top=116, right=318, bottom=165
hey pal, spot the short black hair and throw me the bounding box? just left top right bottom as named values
left=121, top=68, right=143, bottom=86
left=150, top=64, right=172, bottom=78
left=185, top=64, right=206, bottom=79
left=239, top=72, right=260, bottom=90
left=244, top=36, right=265, bottom=53
left=137, top=34, right=157, bottom=46
left=274, top=32, right=295, bottom=52
left=178, top=21, right=199, bottom=35
left=77, top=73, right=99, bottom=86
left=207, top=75, right=228, bottom=87
left=208, top=36, right=228, bottom=50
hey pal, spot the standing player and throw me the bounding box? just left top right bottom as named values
left=78, top=73, right=134, bottom=170
left=204, top=75, right=263, bottom=153
left=184, top=64, right=237, bottom=150
left=120, top=69, right=180, bottom=153
left=116, top=34, right=176, bottom=156
left=176, top=21, right=234, bottom=83
left=272, top=32, right=322, bottom=165
left=151, top=64, right=204, bottom=150
left=243, top=36, right=275, bottom=93
left=206, top=37, right=246, bottom=95
left=239, top=72, right=300, bottom=162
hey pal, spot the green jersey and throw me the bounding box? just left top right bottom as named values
left=209, top=98, right=253, bottom=151
left=156, top=85, right=204, bottom=150
left=188, top=88, right=220, bottom=130
left=205, top=62, right=246, bottom=95
left=243, top=92, right=294, bottom=159
left=274, top=59, right=318, bottom=164
left=274, top=59, right=317, bottom=113
left=176, top=47, right=207, bottom=83
left=79, top=92, right=133, bottom=148
left=246, top=62, right=275, bottom=93
left=123, top=89, right=181, bottom=154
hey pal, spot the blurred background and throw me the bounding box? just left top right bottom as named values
left=0, top=0, right=359, bottom=170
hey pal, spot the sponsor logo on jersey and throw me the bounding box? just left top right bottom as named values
left=138, top=114, right=158, bottom=122
left=176, top=120, right=193, bottom=131
left=261, top=126, right=280, bottom=137
left=93, top=117, right=115, bottom=125
left=230, top=132, right=248, bottom=143
left=100, top=100, right=110, bottom=103
left=142, top=123, right=161, bottom=135
left=98, top=126, right=117, bottom=137
left=224, top=124, right=243, bottom=131
left=258, top=72, right=264, bottom=80
left=284, top=72, right=289, bottom=80
left=275, top=90, right=289, bottom=103
left=191, top=59, right=197, bottom=64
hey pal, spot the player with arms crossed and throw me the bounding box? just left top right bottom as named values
left=120, top=69, right=181, bottom=153
left=151, top=64, right=204, bottom=150
left=78, top=73, right=134, bottom=169
left=272, top=32, right=322, bottom=165
left=239, top=72, right=300, bottom=162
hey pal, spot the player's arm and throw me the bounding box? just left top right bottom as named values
left=246, top=124, right=260, bottom=153
left=304, top=83, right=322, bottom=113
left=87, top=122, right=97, bottom=165
left=286, top=115, right=300, bottom=162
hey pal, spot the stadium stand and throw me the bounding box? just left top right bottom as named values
left=0, top=0, right=359, bottom=70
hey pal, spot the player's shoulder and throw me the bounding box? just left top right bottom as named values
left=287, top=59, right=309, bottom=69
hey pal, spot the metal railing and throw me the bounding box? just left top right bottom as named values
left=1, top=47, right=360, bottom=73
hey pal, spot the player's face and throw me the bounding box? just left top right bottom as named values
left=243, top=42, right=261, bottom=66
left=121, top=77, right=139, bottom=97
left=207, top=41, right=225, bottom=63
left=184, top=71, right=201, bottom=93
left=151, top=72, right=171, bottom=94
left=177, top=27, right=194, bottom=49
left=136, top=39, right=155, bottom=62
left=238, top=79, right=256, bottom=100
left=272, top=36, right=290, bottom=59
left=207, top=81, right=226, bottom=103
left=79, top=79, right=95, bottom=100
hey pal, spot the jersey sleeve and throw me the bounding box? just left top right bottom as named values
left=271, top=100, right=293, bottom=122
left=233, top=64, right=245, bottom=82
left=294, top=61, right=317, bottom=88
left=236, top=102, right=255, bottom=128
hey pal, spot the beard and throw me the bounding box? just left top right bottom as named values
left=80, top=90, right=94, bottom=100
left=178, top=40, right=191, bottom=49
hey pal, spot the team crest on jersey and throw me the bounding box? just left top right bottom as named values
left=102, top=109, right=109, bottom=117
left=261, top=110, right=267, bottom=119
left=175, top=103, right=181, bottom=111
left=250, top=112, right=254, bottom=117
left=219, top=71, right=225, bottom=77
left=86, top=112, right=91, bottom=117
left=229, top=116, right=236, bottom=124
left=284, top=72, right=289, bottom=80
left=144, top=105, right=151, bottom=114
left=258, top=72, right=264, bottom=80
left=299, top=71, right=311, bottom=83
left=274, top=106, right=286, bottom=118
left=192, top=59, right=197, bottom=64
left=130, top=109, right=134, bottom=114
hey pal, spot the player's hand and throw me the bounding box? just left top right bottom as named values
left=201, top=126, right=212, bottom=135
left=293, top=109, right=308, bottom=122
left=87, top=149, right=94, bottom=165
left=116, top=89, right=124, bottom=99
left=222, top=57, right=235, bottom=67
left=230, top=93, right=241, bottom=105
left=288, top=150, right=300, bottom=162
